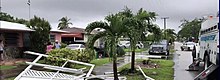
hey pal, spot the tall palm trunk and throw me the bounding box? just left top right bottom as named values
left=113, top=57, right=119, bottom=80
left=131, top=50, right=135, bottom=72
left=111, top=38, right=119, bottom=80
left=130, top=40, right=136, bottom=72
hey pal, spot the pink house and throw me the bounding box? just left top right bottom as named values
left=0, top=21, right=67, bottom=48
left=50, top=29, right=68, bottom=43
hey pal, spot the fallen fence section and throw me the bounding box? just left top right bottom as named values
left=14, top=51, right=95, bottom=80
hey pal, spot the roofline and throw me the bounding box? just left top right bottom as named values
left=0, top=28, right=34, bottom=32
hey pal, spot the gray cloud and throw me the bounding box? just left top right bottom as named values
left=1, top=0, right=219, bottom=32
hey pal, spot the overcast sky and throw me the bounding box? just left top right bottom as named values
left=1, top=0, right=219, bottom=32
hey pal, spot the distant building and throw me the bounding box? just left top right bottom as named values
left=61, top=27, right=101, bottom=47
left=0, top=21, right=67, bottom=48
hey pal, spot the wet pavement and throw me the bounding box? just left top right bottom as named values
left=93, top=42, right=203, bottom=79
left=173, top=42, right=203, bottom=80
left=93, top=51, right=151, bottom=75
left=93, top=58, right=129, bottom=75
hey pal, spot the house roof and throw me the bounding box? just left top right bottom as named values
left=50, top=29, right=69, bottom=33
left=0, top=21, right=69, bottom=33
left=61, top=27, right=85, bottom=33
left=61, top=27, right=99, bottom=34
left=0, top=21, right=34, bottom=31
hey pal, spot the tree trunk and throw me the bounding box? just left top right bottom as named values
left=113, top=58, right=119, bottom=80
left=131, top=50, right=135, bottom=72
left=111, top=37, right=119, bottom=80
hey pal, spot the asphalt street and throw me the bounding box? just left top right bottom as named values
left=173, top=42, right=202, bottom=80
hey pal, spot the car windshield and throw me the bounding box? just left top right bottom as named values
left=67, top=45, right=80, bottom=49
left=160, top=40, right=167, bottom=45
left=80, top=45, right=85, bottom=48
left=186, top=42, right=194, bottom=45
left=152, top=42, right=162, bottom=45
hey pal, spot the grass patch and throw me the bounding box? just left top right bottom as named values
left=5, top=77, right=16, bottom=80
left=169, top=44, right=175, bottom=53
left=124, top=48, right=146, bottom=52
left=169, top=49, right=175, bottom=53
left=90, top=58, right=111, bottom=66
left=118, top=59, right=174, bottom=80
left=0, top=65, right=17, bottom=70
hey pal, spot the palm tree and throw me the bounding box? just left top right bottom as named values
left=58, top=16, right=72, bottom=29
left=119, top=8, right=158, bottom=72
left=85, top=14, right=126, bottom=80
left=148, top=24, right=162, bottom=42
left=163, top=29, right=176, bottom=43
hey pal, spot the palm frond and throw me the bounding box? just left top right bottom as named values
left=86, top=31, right=107, bottom=48
left=85, top=21, right=110, bottom=33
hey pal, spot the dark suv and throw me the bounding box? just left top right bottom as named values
left=148, top=40, right=170, bottom=55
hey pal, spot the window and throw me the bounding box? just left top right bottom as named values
left=50, top=35, right=55, bottom=42
left=23, top=33, right=31, bottom=47
left=4, top=33, right=19, bottom=46
left=211, top=27, right=214, bottom=30
left=214, top=25, right=217, bottom=29
left=80, top=45, right=85, bottom=48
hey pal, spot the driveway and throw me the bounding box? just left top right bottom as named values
left=173, top=42, right=203, bottom=80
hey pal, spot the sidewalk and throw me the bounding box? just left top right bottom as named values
left=93, top=57, right=129, bottom=75
left=173, top=42, right=202, bottom=80
left=93, top=51, right=149, bottom=75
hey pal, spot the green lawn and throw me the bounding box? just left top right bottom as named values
left=169, top=44, right=175, bottom=53
left=90, top=58, right=111, bottom=66
left=0, top=65, right=17, bottom=70
left=5, top=77, right=16, bottom=80
left=124, top=48, right=146, bottom=52
left=118, top=59, right=174, bottom=80
left=141, top=59, right=174, bottom=80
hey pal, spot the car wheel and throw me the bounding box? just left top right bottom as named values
left=181, top=47, right=184, bottom=51
left=149, top=52, right=153, bottom=55
left=188, top=47, right=191, bottom=51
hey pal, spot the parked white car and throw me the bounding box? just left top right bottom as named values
left=66, top=44, right=85, bottom=50
left=180, top=42, right=195, bottom=51
left=119, top=41, right=144, bottom=49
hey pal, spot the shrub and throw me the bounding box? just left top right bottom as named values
left=46, top=48, right=95, bottom=66
left=46, top=48, right=77, bottom=66
left=76, top=49, right=95, bottom=62
left=27, top=16, right=51, bottom=53
left=3, top=47, right=22, bottom=60
left=60, top=43, right=67, bottom=48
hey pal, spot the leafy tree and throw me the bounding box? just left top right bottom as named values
left=86, top=14, right=126, bottom=80
left=0, top=12, right=28, bottom=24
left=163, top=29, right=176, bottom=43
left=58, top=16, right=72, bottom=29
left=119, top=7, right=157, bottom=72
left=27, top=16, right=51, bottom=53
left=147, top=24, right=162, bottom=42
left=0, top=12, right=14, bottom=22
left=178, top=18, right=203, bottom=41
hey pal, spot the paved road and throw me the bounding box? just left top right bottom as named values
left=93, top=51, right=154, bottom=75
left=173, top=42, right=202, bottom=80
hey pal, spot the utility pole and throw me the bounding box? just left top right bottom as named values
left=0, top=0, right=2, bottom=13
left=0, top=0, right=2, bottom=28
left=27, top=0, right=31, bottom=20
left=161, top=17, right=169, bottom=39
